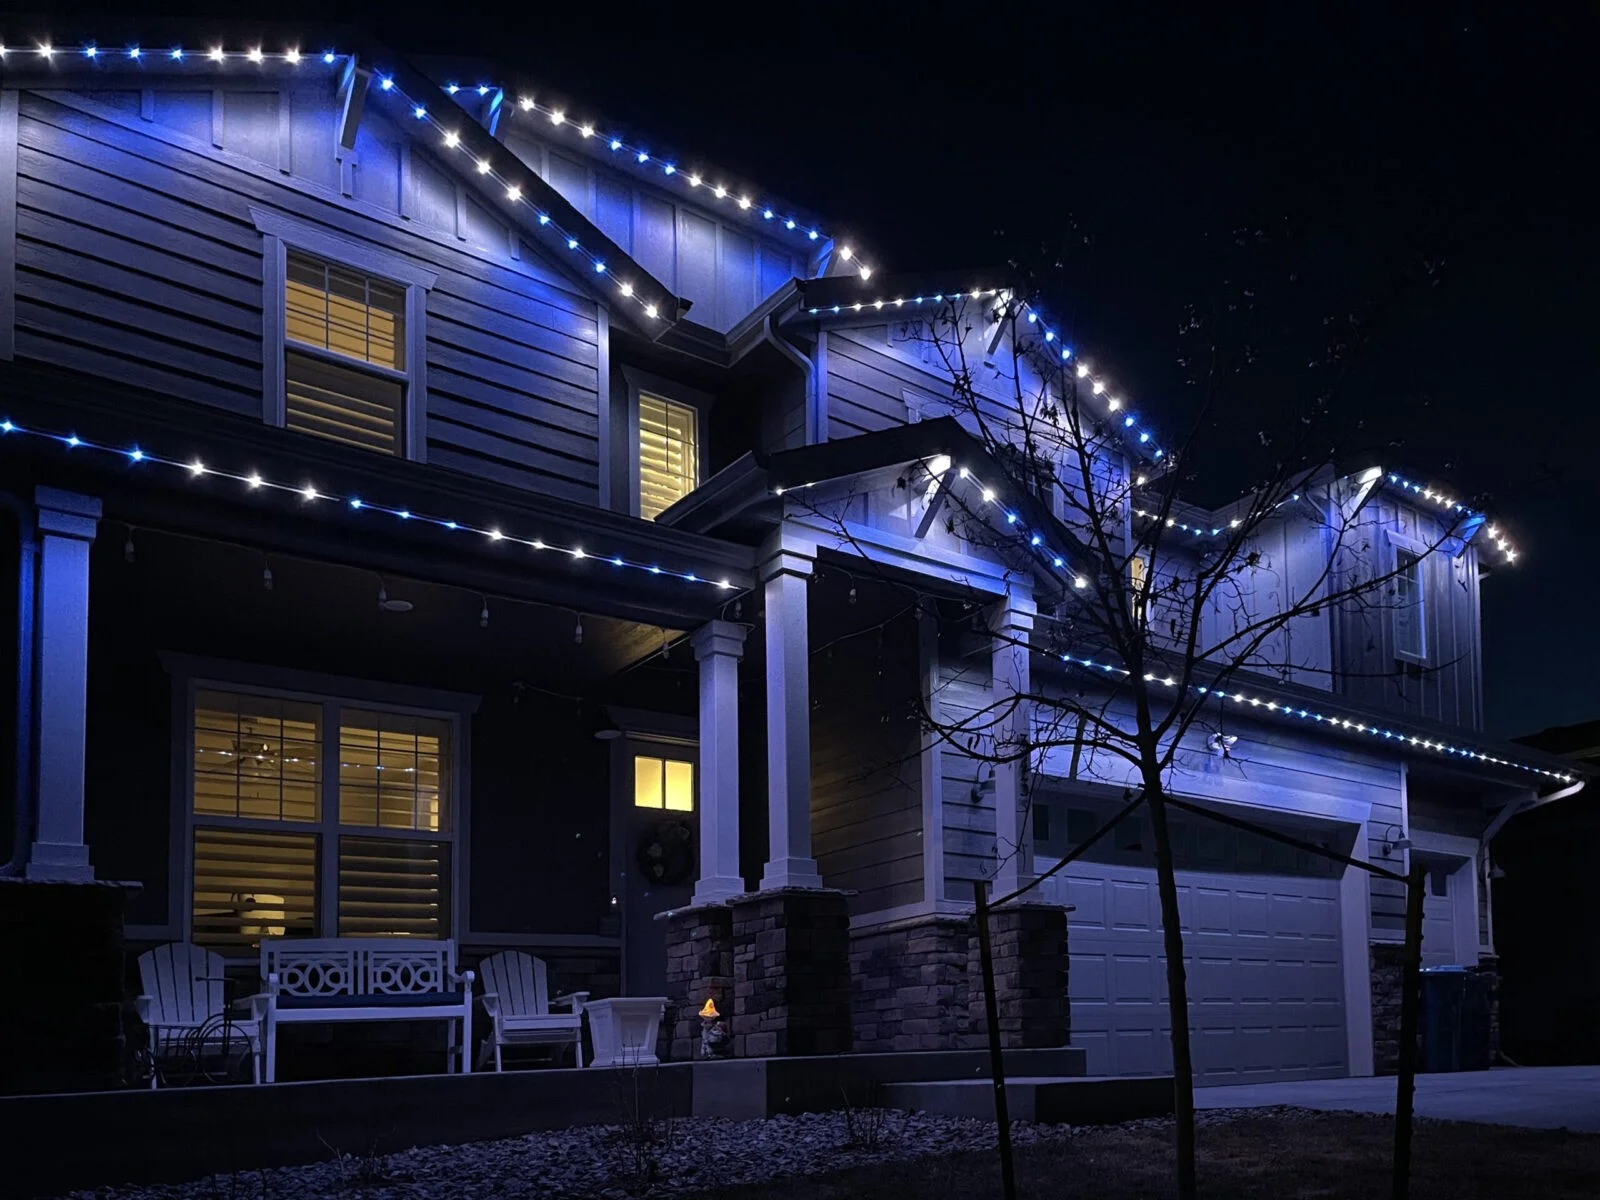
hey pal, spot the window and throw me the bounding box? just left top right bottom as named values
left=637, top=394, right=698, bottom=519
left=633, top=754, right=694, bottom=812
left=1393, top=547, right=1426, bottom=662
left=1129, top=552, right=1149, bottom=619
left=283, top=251, right=408, bottom=455
left=189, top=687, right=454, bottom=949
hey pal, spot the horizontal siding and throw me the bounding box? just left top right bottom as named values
left=810, top=610, right=923, bottom=915
left=12, top=87, right=603, bottom=505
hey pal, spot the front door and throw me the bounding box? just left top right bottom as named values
left=615, top=736, right=698, bottom=996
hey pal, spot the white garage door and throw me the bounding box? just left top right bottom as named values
left=1036, top=810, right=1348, bottom=1084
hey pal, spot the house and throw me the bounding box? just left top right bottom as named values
left=0, top=24, right=1581, bottom=1091
left=1495, top=721, right=1600, bottom=1065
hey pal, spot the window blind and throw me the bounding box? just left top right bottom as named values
left=638, top=394, right=697, bottom=519
left=338, top=837, right=449, bottom=938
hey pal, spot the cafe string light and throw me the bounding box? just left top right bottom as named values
left=0, top=418, right=738, bottom=592
left=1051, top=653, right=1573, bottom=783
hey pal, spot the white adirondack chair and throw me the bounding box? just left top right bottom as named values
left=476, top=951, right=588, bottom=1071
left=135, top=942, right=265, bottom=1086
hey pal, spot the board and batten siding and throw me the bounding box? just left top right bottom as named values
left=809, top=608, right=925, bottom=915
left=1333, top=496, right=1485, bottom=731
left=8, top=84, right=603, bottom=504
left=502, top=127, right=806, bottom=335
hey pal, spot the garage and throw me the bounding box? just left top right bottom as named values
left=1035, top=802, right=1350, bottom=1084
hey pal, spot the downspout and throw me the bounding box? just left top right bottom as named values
left=760, top=313, right=818, bottom=447
left=0, top=491, right=36, bottom=876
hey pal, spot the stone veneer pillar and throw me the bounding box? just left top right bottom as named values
left=968, top=902, right=1071, bottom=1049
left=851, top=914, right=974, bottom=1051
left=731, top=889, right=853, bottom=1057
left=662, top=903, right=735, bottom=1061
left=1369, top=942, right=1406, bottom=1074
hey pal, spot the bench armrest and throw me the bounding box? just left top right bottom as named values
left=234, top=993, right=272, bottom=1022
left=554, top=991, right=589, bottom=1013
left=134, top=994, right=152, bottom=1024
left=481, top=990, right=502, bottom=1020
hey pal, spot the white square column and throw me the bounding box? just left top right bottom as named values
left=990, top=590, right=1036, bottom=900
left=691, top=619, right=749, bottom=904
left=26, top=487, right=102, bottom=882
left=759, top=545, right=824, bottom=891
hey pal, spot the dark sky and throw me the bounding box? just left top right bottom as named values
left=21, top=4, right=1600, bottom=736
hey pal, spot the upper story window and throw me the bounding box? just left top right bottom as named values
left=638, top=393, right=698, bottom=519
left=189, top=685, right=454, bottom=950
left=1392, top=547, right=1427, bottom=663
left=251, top=208, right=437, bottom=464
left=283, top=251, right=408, bottom=456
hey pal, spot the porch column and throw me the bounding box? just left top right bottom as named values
left=989, top=589, right=1036, bottom=900
left=691, top=619, right=748, bottom=904
left=759, top=544, right=823, bottom=890
left=26, top=487, right=102, bottom=882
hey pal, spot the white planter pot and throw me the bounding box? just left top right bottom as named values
left=585, top=997, right=668, bottom=1068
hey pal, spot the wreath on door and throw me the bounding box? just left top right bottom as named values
left=636, top=819, right=695, bottom=887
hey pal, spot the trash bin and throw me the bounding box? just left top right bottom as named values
left=1420, top=966, right=1492, bottom=1072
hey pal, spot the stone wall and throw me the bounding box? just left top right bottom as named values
left=663, top=904, right=734, bottom=1061
left=1476, top=954, right=1501, bottom=1063
left=1370, top=941, right=1406, bottom=1075
left=851, top=914, right=973, bottom=1051
left=970, top=902, right=1071, bottom=1050
left=731, top=889, right=852, bottom=1057
left=0, top=879, right=133, bottom=1094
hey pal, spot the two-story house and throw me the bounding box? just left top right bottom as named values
left=0, top=25, right=1580, bottom=1087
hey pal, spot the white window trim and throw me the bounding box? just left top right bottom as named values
left=618, top=365, right=711, bottom=519
left=166, top=660, right=472, bottom=954
left=251, top=206, right=437, bottom=462
left=1385, top=528, right=1429, bottom=666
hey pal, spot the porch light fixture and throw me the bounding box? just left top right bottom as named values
left=591, top=710, right=624, bottom=741
left=1381, top=824, right=1412, bottom=859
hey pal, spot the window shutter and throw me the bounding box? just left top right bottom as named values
left=338, top=837, right=450, bottom=938
left=638, top=394, right=698, bottom=519
left=192, top=828, right=318, bottom=948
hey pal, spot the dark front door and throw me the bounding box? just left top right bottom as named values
left=617, top=736, right=698, bottom=996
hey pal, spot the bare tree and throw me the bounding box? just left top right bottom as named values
left=794, top=266, right=1482, bottom=1198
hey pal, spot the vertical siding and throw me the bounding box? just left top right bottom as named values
left=1334, top=496, right=1484, bottom=730
left=9, top=86, right=602, bottom=504
left=935, top=624, right=998, bottom=900
left=501, top=127, right=806, bottom=334
left=810, top=610, right=925, bottom=915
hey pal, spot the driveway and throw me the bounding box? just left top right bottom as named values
left=1195, top=1066, right=1600, bottom=1132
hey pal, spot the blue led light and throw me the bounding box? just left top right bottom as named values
left=349, top=498, right=362, bottom=509
left=446, top=83, right=460, bottom=94
left=171, top=48, right=183, bottom=59
left=129, top=448, right=144, bottom=461
left=413, top=105, right=426, bottom=119
left=323, top=52, right=336, bottom=64
left=379, top=76, right=393, bottom=90
left=1139, top=432, right=1150, bottom=443
left=637, top=151, right=649, bottom=163
left=567, top=237, right=579, bottom=249
left=609, top=138, right=622, bottom=151
left=594, top=261, right=606, bottom=273
left=83, top=46, right=97, bottom=57
left=1124, top=416, right=1136, bottom=427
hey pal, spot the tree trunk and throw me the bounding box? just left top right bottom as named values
left=1146, top=784, right=1197, bottom=1200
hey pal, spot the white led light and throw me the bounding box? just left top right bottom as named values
left=644, top=304, right=659, bottom=319
left=189, top=460, right=206, bottom=476
left=1091, top=380, right=1105, bottom=395
left=839, top=246, right=853, bottom=261
left=506, top=185, right=521, bottom=201
left=549, top=109, right=565, bottom=125
left=38, top=43, right=54, bottom=58
left=444, top=131, right=459, bottom=148
left=981, top=489, right=996, bottom=503
left=285, top=48, right=301, bottom=64
left=738, top=196, right=751, bottom=209
left=477, top=158, right=491, bottom=174
left=619, top=282, right=633, bottom=297
left=688, top=173, right=702, bottom=187
left=859, top=266, right=873, bottom=281
left=520, top=96, right=535, bottom=110
left=713, top=185, right=727, bottom=198
left=580, top=124, right=594, bottom=138
left=489, top=528, right=503, bottom=541
left=247, top=47, right=264, bottom=63
left=301, top=484, right=318, bottom=501
left=247, top=473, right=262, bottom=488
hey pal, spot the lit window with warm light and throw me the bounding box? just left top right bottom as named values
left=634, top=755, right=694, bottom=812
left=638, top=394, right=698, bottom=520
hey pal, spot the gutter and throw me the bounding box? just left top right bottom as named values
left=1481, top=776, right=1587, bottom=847
left=0, top=491, right=35, bottom=877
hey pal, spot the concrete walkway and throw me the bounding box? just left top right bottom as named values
left=1196, top=1066, right=1600, bottom=1132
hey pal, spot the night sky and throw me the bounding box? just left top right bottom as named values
left=26, top=5, right=1600, bottom=736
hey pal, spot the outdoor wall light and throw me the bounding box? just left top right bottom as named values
left=1381, top=823, right=1412, bottom=858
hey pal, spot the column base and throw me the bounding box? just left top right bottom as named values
left=663, top=903, right=735, bottom=1062
left=758, top=856, right=824, bottom=891
left=691, top=876, right=747, bottom=906
left=25, top=842, right=94, bottom=883
left=852, top=914, right=975, bottom=1052
left=1370, top=942, right=1406, bottom=1075
left=970, top=900, right=1070, bottom=1049
left=732, top=888, right=853, bottom=1057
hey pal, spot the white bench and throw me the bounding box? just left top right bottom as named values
left=260, top=938, right=474, bottom=1083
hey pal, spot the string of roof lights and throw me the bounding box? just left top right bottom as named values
left=476, top=84, right=873, bottom=279
left=1385, top=473, right=1517, bottom=562
left=1053, top=652, right=1574, bottom=783
left=0, top=418, right=737, bottom=591
left=803, top=286, right=1169, bottom=463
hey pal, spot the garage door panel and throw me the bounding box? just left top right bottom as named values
left=1055, top=857, right=1348, bottom=1084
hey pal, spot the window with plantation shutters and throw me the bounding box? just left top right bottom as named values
left=637, top=393, right=698, bottom=519
left=188, top=686, right=455, bottom=951
left=282, top=251, right=409, bottom=456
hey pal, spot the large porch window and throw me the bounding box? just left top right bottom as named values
left=189, top=687, right=454, bottom=950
